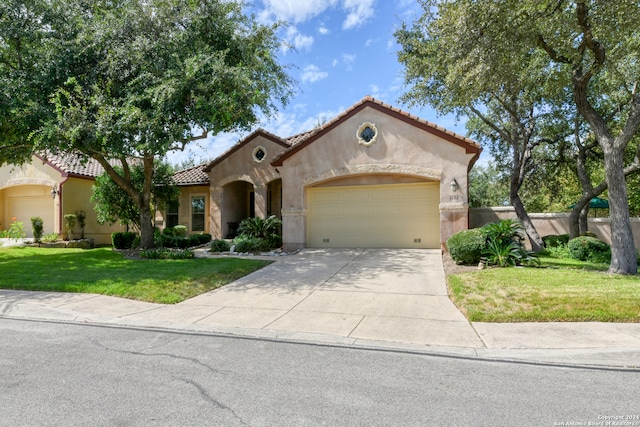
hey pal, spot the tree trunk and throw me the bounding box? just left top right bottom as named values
left=511, top=192, right=544, bottom=252
left=568, top=208, right=581, bottom=239
left=138, top=156, right=156, bottom=249
left=603, top=148, right=637, bottom=274
left=138, top=205, right=155, bottom=249
left=579, top=206, right=589, bottom=235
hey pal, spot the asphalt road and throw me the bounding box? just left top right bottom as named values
left=1, top=318, right=638, bottom=426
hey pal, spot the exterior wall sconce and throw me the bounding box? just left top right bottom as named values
left=51, top=184, right=59, bottom=199
left=450, top=179, right=458, bottom=192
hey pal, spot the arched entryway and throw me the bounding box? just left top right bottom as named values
left=266, top=178, right=283, bottom=218
left=221, top=180, right=254, bottom=238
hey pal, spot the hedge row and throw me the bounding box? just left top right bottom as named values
left=111, top=231, right=212, bottom=250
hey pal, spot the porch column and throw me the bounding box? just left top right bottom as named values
left=254, top=185, right=268, bottom=218
left=440, top=202, right=468, bottom=251
left=209, top=186, right=222, bottom=239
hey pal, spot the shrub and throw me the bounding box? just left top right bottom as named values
left=7, top=221, right=27, bottom=240
left=173, top=225, right=188, bottom=237
left=545, top=243, right=572, bottom=259
left=176, top=236, right=191, bottom=249
left=542, top=234, right=570, bottom=248
left=198, top=233, right=212, bottom=244
left=481, top=218, right=525, bottom=247
left=188, top=234, right=202, bottom=247
left=568, top=236, right=611, bottom=263
left=42, top=232, right=59, bottom=243
left=238, top=215, right=282, bottom=239
left=112, top=231, right=138, bottom=249
left=446, top=228, right=485, bottom=265
left=158, top=234, right=177, bottom=248
left=31, top=217, right=44, bottom=242
left=233, top=235, right=271, bottom=253
left=482, top=239, right=539, bottom=267
left=64, top=214, right=76, bottom=240
left=481, top=219, right=538, bottom=267
left=76, top=210, right=86, bottom=239
left=210, top=239, right=231, bottom=252
left=140, top=248, right=194, bottom=259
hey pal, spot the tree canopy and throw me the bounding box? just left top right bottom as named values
left=91, top=163, right=178, bottom=230
left=396, top=0, right=640, bottom=274
left=0, top=0, right=294, bottom=247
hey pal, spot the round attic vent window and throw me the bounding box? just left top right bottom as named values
left=253, top=146, right=267, bottom=163
left=357, top=122, right=378, bottom=146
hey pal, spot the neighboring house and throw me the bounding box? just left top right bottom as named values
left=0, top=153, right=125, bottom=244
left=166, top=96, right=482, bottom=251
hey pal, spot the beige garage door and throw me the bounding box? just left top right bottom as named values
left=8, top=196, right=55, bottom=237
left=307, top=182, right=440, bottom=249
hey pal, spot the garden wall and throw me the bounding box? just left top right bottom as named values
left=469, top=207, right=640, bottom=248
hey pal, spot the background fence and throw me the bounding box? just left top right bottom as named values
left=469, top=207, right=640, bottom=248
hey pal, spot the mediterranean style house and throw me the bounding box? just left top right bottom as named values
left=168, top=96, right=482, bottom=251
left=1, top=97, right=481, bottom=249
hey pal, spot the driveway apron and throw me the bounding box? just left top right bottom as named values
left=181, top=248, right=484, bottom=348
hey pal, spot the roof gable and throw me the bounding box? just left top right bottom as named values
left=272, top=96, right=481, bottom=166
left=203, top=128, right=290, bottom=172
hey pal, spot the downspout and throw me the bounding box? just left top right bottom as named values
left=57, top=175, right=70, bottom=236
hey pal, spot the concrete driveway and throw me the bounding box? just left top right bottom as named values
left=176, top=248, right=485, bottom=348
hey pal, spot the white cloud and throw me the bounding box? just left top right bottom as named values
left=259, top=0, right=375, bottom=30
left=260, top=0, right=339, bottom=24
left=301, top=65, right=329, bottom=83
left=333, top=53, right=356, bottom=70
left=318, top=25, right=330, bottom=35
left=342, top=0, right=375, bottom=30
left=365, top=38, right=380, bottom=48
left=282, top=26, right=314, bottom=53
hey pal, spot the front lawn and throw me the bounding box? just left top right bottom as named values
left=447, top=255, right=640, bottom=322
left=0, top=247, right=271, bottom=304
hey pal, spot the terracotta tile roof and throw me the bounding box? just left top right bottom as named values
left=272, top=96, right=481, bottom=166
left=173, top=163, right=209, bottom=186
left=42, top=152, right=122, bottom=178
left=284, top=128, right=321, bottom=145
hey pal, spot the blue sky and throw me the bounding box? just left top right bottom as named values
left=169, top=0, right=469, bottom=166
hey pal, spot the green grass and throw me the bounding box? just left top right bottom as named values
left=447, top=255, right=640, bottom=322
left=0, top=247, right=271, bottom=304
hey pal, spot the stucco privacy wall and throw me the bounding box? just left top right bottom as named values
left=276, top=103, right=479, bottom=251
left=469, top=207, right=640, bottom=249
left=205, top=132, right=288, bottom=239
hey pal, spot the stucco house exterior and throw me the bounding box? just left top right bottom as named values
left=0, top=154, right=124, bottom=244
left=168, top=97, right=482, bottom=251
left=3, top=97, right=480, bottom=250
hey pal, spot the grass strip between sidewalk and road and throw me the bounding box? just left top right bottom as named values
left=0, top=247, right=271, bottom=304
left=447, top=256, right=640, bottom=323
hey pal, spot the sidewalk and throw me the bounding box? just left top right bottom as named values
left=1, top=248, right=639, bottom=369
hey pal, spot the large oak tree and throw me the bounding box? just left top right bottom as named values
left=0, top=0, right=294, bottom=247
left=397, top=0, right=640, bottom=274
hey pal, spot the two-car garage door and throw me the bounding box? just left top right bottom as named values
left=307, top=182, right=440, bottom=249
